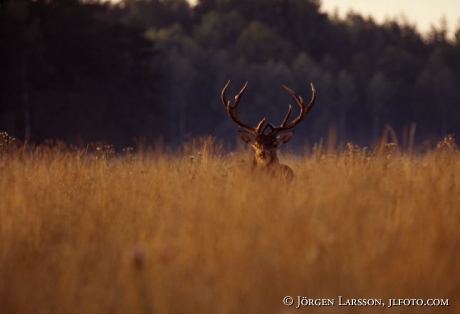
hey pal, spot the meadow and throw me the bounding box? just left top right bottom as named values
left=0, top=133, right=459, bottom=314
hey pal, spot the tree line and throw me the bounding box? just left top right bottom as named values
left=1, top=0, right=459, bottom=148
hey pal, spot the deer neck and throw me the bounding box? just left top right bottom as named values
left=253, top=156, right=280, bottom=169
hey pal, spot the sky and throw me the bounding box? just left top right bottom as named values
left=320, top=0, right=460, bottom=38
left=185, top=0, right=459, bottom=39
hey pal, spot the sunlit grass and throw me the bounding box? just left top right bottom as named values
left=0, top=133, right=459, bottom=313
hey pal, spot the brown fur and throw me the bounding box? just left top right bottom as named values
left=239, top=130, right=294, bottom=180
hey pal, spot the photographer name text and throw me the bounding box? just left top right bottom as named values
left=282, top=296, right=449, bottom=308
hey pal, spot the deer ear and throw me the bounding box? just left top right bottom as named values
left=276, top=131, right=294, bottom=146
left=238, top=130, right=256, bottom=144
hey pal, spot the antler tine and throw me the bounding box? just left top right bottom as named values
left=255, top=118, right=267, bottom=134
left=233, top=81, right=249, bottom=108
left=221, top=80, right=265, bottom=135
left=221, top=80, right=232, bottom=108
left=268, top=83, right=316, bottom=135
left=287, top=83, right=316, bottom=126
left=280, top=104, right=292, bottom=128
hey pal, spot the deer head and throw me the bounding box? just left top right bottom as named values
left=222, top=80, right=316, bottom=170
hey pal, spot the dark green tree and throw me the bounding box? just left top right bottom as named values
left=0, top=0, right=168, bottom=147
left=100, top=0, right=460, bottom=145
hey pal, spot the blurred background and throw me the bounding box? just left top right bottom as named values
left=1, top=0, right=459, bottom=149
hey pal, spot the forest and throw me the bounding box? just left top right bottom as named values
left=1, top=3, right=459, bottom=311
left=1, top=0, right=460, bottom=149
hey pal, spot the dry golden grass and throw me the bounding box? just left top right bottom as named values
left=0, top=134, right=459, bottom=314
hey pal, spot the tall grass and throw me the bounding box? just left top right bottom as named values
left=0, top=133, right=459, bottom=313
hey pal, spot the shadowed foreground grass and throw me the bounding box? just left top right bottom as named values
left=0, top=136, right=459, bottom=313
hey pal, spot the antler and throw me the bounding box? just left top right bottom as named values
left=221, top=80, right=266, bottom=135
left=264, top=83, right=316, bottom=135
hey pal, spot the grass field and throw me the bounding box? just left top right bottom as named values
left=0, top=133, right=459, bottom=313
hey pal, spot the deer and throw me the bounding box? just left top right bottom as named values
left=221, top=80, right=316, bottom=180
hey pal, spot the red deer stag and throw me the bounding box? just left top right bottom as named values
left=222, top=80, right=316, bottom=180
